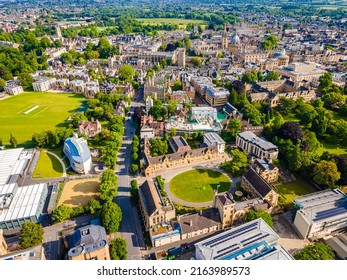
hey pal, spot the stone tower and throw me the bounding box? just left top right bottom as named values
left=177, top=48, right=186, bottom=68
left=222, top=24, right=228, bottom=50
left=0, top=229, right=8, bottom=256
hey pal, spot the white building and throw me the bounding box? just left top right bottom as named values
left=84, top=80, right=100, bottom=98
left=195, top=218, right=293, bottom=260
left=236, top=131, right=279, bottom=160
left=293, top=189, right=347, bottom=239
left=4, top=80, right=23, bottom=95
left=0, top=148, right=48, bottom=230
left=63, top=136, right=92, bottom=174
left=32, top=77, right=56, bottom=92
left=145, top=96, right=153, bottom=116
left=203, top=132, right=225, bottom=153
left=276, top=62, right=325, bottom=83
left=140, top=127, right=155, bottom=140
left=191, top=106, right=217, bottom=120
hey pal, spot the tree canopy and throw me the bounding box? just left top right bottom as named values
left=19, top=222, right=44, bottom=249
left=100, top=202, right=123, bottom=233
left=245, top=210, right=273, bottom=228
left=110, top=237, right=127, bottom=260
left=294, top=242, right=335, bottom=260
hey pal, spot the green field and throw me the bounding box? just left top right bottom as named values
left=0, top=92, right=85, bottom=147
left=136, top=18, right=206, bottom=29
left=275, top=177, right=317, bottom=209
left=170, top=169, right=230, bottom=203
left=32, top=150, right=63, bottom=179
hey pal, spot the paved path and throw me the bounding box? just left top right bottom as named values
left=46, top=151, right=67, bottom=177
left=156, top=158, right=239, bottom=208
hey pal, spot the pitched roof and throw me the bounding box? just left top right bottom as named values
left=139, top=180, right=161, bottom=216
left=178, top=208, right=221, bottom=234
left=244, top=168, right=273, bottom=198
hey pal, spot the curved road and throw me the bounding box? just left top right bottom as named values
left=158, top=160, right=240, bottom=208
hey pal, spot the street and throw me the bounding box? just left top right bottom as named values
left=113, top=89, right=146, bottom=260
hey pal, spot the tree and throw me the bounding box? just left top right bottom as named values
left=318, top=72, right=333, bottom=90
left=19, top=222, right=44, bottom=249
left=131, top=164, right=138, bottom=174
left=71, top=205, right=85, bottom=217
left=287, top=143, right=303, bottom=171
left=150, top=138, right=168, bottom=156
left=0, top=78, right=5, bottom=91
left=242, top=72, right=258, bottom=83
left=294, top=242, right=335, bottom=260
left=265, top=70, right=280, bottom=81
left=119, top=65, right=135, bottom=82
left=191, top=57, right=202, bottom=67
left=303, top=131, right=320, bottom=153
left=52, top=204, right=73, bottom=223
left=99, top=169, right=118, bottom=202
left=242, top=104, right=263, bottom=126
left=54, top=39, right=62, bottom=47
left=334, top=155, right=347, bottom=185
left=227, top=118, right=242, bottom=140
left=170, top=128, right=177, bottom=137
left=245, top=210, right=273, bottom=228
left=313, top=160, right=340, bottom=189
left=261, top=35, right=278, bottom=50
left=9, top=133, right=17, bottom=148
left=85, top=198, right=102, bottom=215
left=97, top=36, right=112, bottom=58
left=110, top=238, right=127, bottom=260
left=18, top=73, right=34, bottom=89
left=100, top=202, right=122, bottom=233
left=279, top=122, right=304, bottom=143
left=220, top=149, right=248, bottom=176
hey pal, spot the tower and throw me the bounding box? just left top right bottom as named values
left=56, top=25, right=62, bottom=40
left=145, top=96, right=153, bottom=116
left=177, top=48, right=186, bottom=68
left=222, top=24, right=228, bottom=50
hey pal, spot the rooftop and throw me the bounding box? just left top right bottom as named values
left=0, top=183, right=47, bottom=223
left=238, top=131, right=278, bottom=151
left=0, top=148, right=34, bottom=186
left=195, top=218, right=291, bottom=260
left=64, top=136, right=91, bottom=163
left=204, top=132, right=225, bottom=145
left=243, top=168, right=274, bottom=199
left=294, top=189, right=347, bottom=225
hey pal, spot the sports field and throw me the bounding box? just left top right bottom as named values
left=0, top=92, right=85, bottom=147
left=136, top=18, right=206, bottom=29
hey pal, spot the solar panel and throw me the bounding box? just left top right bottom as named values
left=211, top=227, right=257, bottom=248
left=313, top=207, right=347, bottom=221
left=216, top=244, right=238, bottom=254
left=240, top=233, right=262, bottom=244
left=214, top=246, right=240, bottom=260
left=243, top=234, right=270, bottom=247
left=202, top=222, right=258, bottom=247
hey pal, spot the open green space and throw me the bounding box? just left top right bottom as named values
left=274, top=176, right=317, bottom=209
left=0, top=92, right=85, bottom=147
left=169, top=169, right=230, bottom=203
left=136, top=18, right=206, bottom=29
left=32, top=150, right=64, bottom=179
left=317, top=142, right=347, bottom=157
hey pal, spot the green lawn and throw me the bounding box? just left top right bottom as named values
left=136, top=18, right=206, bottom=29
left=274, top=177, right=317, bottom=209
left=32, top=150, right=63, bottom=179
left=169, top=169, right=230, bottom=203
left=0, top=92, right=85, bottom=147
left=317, top=142, right=347, bottom=157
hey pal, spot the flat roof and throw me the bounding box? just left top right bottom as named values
left=204, top=132, right=225, bottom=145
left=0, top=148, right=34, bottom=186
left=238, top=131, right=278, bottom=151
left=195, top=218, right=280, bottom=260
left=0, top=183, right=47, bottom=223
left=295, top=189, right=347, bottom=224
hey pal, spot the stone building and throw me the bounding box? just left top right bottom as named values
left=241, top=168, right=279, bottom=207
left=138, top=180, right=176, bottom=231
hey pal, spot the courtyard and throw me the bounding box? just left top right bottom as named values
left=169, top=169, right=231, bottom=203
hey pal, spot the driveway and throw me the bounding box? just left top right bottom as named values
left=154, top=158, right=239, bottom=208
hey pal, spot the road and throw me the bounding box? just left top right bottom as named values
left=113, top=89, right=146, bottom=260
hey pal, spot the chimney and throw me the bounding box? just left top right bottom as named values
left=189, top=220, right=193, bottom=227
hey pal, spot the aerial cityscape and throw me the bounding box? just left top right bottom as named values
left=0, top=0, right=346, bottom=261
